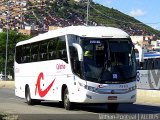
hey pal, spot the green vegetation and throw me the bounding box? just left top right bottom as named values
left=0, top=31, right=31, bottom=78
left=26, top=0, right=160, bottom=37
left=0, top=113, right=18, bottom=120
left=90, top=2, right=159, bottom=36
left=0, top=113, right=7, bottom=120
left=0, top=114, right=4, bottom=120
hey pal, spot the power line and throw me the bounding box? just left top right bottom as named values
left=145, top=22, right=160, bottom=25
left=90, top=4, right=142, bottom=25
left=90, top=4, right=160, bottom=26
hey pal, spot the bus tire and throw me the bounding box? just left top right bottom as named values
left=63, top=88, right=72, bottom=110
left=107, top=103, right=119, bottom=112
left=25, top=87, right=35, bottom=105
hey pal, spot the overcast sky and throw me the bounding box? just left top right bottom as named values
left=93, top=0, right=160, bottom=30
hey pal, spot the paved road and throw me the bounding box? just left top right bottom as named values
left=0, top=88, right=160, bottom=120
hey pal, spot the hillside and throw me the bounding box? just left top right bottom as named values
left=25, top=0, right=159, bottom=36
left=0, top=0, right=160, bottom=37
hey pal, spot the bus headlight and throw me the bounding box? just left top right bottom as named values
left=128, top=86, right=136, bottom=92
left=78, top=82, right=97, bottom=92
left=86, top=86, right=97, bottom=92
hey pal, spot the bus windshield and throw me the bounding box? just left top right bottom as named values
left=81, top=38, right=136, bottom=83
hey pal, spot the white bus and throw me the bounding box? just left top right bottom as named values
left=136, top=52, right=160, bottom=90
left=14, top=26, right=137, bottom=111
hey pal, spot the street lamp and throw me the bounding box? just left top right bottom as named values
left=4, top=1, right=9, bottom=80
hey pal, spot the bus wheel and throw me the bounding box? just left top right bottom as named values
left=107, top=103, right=119, bottom=112
left=25, top=87, right=35, bottom=105
left=63, top=88, right=72, bottom=110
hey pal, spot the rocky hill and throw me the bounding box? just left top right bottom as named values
left=0, top=0, right=160, bottom=37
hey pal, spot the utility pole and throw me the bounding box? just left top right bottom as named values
left=20, top=2, right=23, bottom=29
left=4, top=1, right=9, bottom=80
left=86, top=0, right=90, bottom=26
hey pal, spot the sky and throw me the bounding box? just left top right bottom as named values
left=93, top=0, right=160, bottom=31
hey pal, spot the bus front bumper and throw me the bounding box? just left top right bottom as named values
left=70, top=89, right=136, bottom=104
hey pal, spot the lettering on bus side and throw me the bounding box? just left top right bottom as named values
left=56, top=63, right=65, bottom=70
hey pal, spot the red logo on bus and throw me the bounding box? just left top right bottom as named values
left=35, top=72, right=55, bottom=97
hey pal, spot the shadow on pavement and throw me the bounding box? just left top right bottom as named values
left=38, top=102, right=160, bottom=114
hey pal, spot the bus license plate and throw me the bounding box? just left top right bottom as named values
left=108, top=96, right=117, bottom=100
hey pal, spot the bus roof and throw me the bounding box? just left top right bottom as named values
left=16, top=26, right=129, bottom=46
left=144, top=52, right=160, bottom=58
left=136, top=52, right=160, bottom=60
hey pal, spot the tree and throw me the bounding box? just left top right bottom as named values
left=0, top=31, right=31, bottom=79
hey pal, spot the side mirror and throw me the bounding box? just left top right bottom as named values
left=134, top=44, right=144, bottom=62
left=72, top=43, right=83, bottom=61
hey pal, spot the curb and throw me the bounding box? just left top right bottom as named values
left=0, top=81, right=15, bottom=88
left=137, top=89, right=160, bottom=105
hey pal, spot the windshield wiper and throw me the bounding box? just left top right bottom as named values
left=97, top=60, right=109, bottom=82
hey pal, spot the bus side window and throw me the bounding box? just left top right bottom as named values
left=151, top=59, right=154, bottom=70
left=49, top=51, right=56, bottom=60
left=153, top=59, right=157, bottom=69
left=21, top=47, right=25, bottom=63
left=157, top=58, right=160, bottom=69
left=39, top=42, right=47, bottom=61
left=25, top=56, right=30, bottom=63
left=146, top=59, right=149, bottom=70
left=154, top=58, right=160, bottom=69
left=48, top=40, right=56, bottom=60
left=31, top=44, right=39, bottom=62
left=23, top=56, right=27, bottom=63
left=23, top=45, right=31, bottom=63
left=16, top=46, right=22, bottom=63
left=143, top=59, right=147, bottom=70
left=47, top=37, right=68, bottom=62
left=61, top=49, right=67, bottom=61
left=147, top=59, right=153, bottom=70
left=139, top=62, right=143, bottom=70
left=55, top=37, right=68, bottom=63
